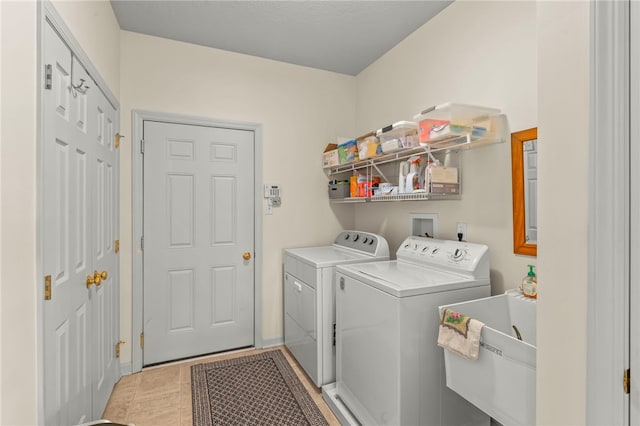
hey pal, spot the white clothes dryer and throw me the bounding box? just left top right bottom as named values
left=283, top=231, right=389, bottom=388
left=324, top=236, right=491, bottom=426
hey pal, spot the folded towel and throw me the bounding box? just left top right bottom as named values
left=437, top=308, right=484, bottom=360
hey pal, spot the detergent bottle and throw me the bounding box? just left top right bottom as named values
left=398, top=160, right=410, bottom=194
left=405, top=156, right=421, bottom=193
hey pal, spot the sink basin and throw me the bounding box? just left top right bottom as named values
left=440, top=290, right=536, bottom=426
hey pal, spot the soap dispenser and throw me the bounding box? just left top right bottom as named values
left=521, top=265, right=537, bottom=299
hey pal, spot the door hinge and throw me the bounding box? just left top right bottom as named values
left=115, top=133, right=124, bottom=149
left=624, top=368, right=630, bottom=394
left=45, top=64, right=52, bottom=90
left=140, top=139, right=145, bottom=154
left=44, top=275, right=52, bottom=300
left=140, top=332, right=144, bottom=349
left=140, top=236, right=144, bottom=251
left=115, top=340, right=125, bottom=358
left=115, top=239, right=120, bottom=253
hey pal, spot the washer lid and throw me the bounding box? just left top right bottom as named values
left=337, top=261, right=488, bottom=297
left=284, top=246, right=388, bottom=268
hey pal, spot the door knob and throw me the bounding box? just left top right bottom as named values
left=242, top=252, right=251, bottom=261
left=87, top=270, right=108, bottom=288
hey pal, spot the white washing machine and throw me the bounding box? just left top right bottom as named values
left=324, top=236, right=491, bottom=426
left=283, top=231, right=390, bottom=388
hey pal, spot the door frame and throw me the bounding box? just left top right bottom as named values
left=587, top=0, right=631, bottom=423
left=37, top=1, right=120, bottom=421
left=131, top=110, right=263, bottom=373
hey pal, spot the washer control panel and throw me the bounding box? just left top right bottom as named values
left=333, top=231, right=390, bottom=256
left=396, top=236, right=489, bottom=276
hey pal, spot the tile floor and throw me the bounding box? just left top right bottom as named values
left=102, top=346, right=340, bottom=426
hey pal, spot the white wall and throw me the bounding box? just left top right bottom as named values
left=1, top=2, right=39, bottom=424
left=50, top=0, right=121, bottom=97
left=537, top=2, right=589, bottom=424
left=118, top=31, right=356, bottom=364
left=354, top=1, right=537, bottom=293
left=0, top=2, right=4, bottom=423
left=0, top=1, right=120, bottom=423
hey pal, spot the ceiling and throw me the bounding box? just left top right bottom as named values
left=110, top=1, right=452, bottom=76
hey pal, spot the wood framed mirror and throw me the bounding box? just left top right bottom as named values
left=511, top=127, right=538, bottom=256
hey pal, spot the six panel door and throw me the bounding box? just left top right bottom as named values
left=42, top=22, right=120, bottom=425
left=142, top=121, right=255, bottom=365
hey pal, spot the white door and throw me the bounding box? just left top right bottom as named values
left=42, top=22, right=120, bottom=425
left=143, top=121, right=255, bottom=365
left=89, top=61, right=120, bottom=417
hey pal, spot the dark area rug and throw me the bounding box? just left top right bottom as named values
left=191, top=349, right=329, bottom=425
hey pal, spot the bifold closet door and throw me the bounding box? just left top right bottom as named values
left=42, top=21, right=120, bottom=425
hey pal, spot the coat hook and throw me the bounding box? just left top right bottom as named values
left=71, top=78, right=89, bottom=97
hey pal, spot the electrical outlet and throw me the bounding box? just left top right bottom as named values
left=456, top=223, right=467, bottom=241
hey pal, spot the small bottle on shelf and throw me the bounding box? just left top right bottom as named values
left=521, top=265, right=537, bottom=299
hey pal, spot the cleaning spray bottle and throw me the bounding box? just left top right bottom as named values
left=405, top=156, right=421, bottom=193
left=521, top=265, right=537, bottom=299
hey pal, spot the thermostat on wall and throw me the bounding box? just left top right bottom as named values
left=264, top=184, right=281, bottom=198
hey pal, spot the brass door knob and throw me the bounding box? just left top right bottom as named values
left=242, top=252, right=252, bottom=261
left=87, top=270, right=108, bottom=287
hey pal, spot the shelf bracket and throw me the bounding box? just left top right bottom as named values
left=371, top=162, right=389, bottom=183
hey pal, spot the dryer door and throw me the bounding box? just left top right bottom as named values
left=284, top=272, right=318, bottom=384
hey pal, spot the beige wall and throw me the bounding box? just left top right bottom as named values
left=353, top=1, right=538, bottom=294
left=1, top=2, right=39, bottom=424
left=50, top=0, right=120, bottom=97
left=0, top=1, right=120, bottom=423
left=118, top=31, right=356, bottom=364
left=537, top=1, right=589, bottom=424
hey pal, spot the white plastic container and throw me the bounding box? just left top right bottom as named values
left=376, top=121, right=419, bottom=153
left=414, top=103, right=500, bottom=145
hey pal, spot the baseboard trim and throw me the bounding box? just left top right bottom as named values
left=261, top=337, right=284, bottom=349
left=119, top=362, right=133, bottom=376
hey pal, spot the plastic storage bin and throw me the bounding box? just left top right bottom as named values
left=414, top=103, right=500, bottom=145
left=376, top=121, right=419, bottom=153
left=328, top=180, right=350, bottom=199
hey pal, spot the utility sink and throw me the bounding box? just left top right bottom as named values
left=440, top=290, right=536, bottom=426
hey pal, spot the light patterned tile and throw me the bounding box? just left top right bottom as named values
left=105, top=345, right=339, bottom=425
left=127, top=391, right=181, bottom=426
left=134, top=365, right=181, bottom=401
